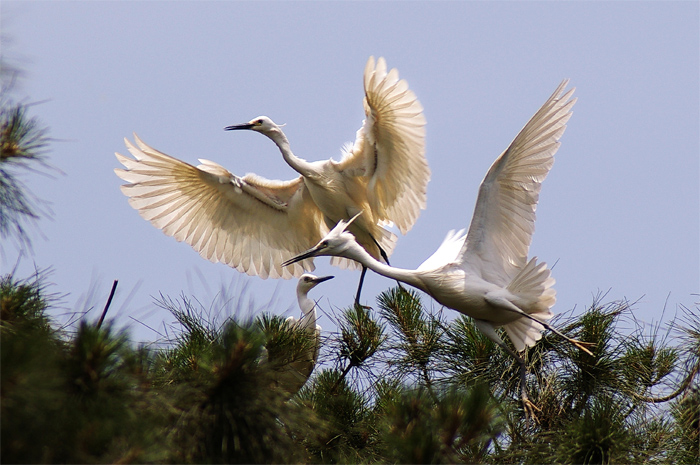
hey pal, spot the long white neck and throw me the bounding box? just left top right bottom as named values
left=268, top=130, right=316, bottom=178
left=343, top=243, right=427, bottom=293
left=296, top=291, right=317, bottom=332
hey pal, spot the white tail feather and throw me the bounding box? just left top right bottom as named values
left=503, top=311, right=552, bottom=352
left=503, top=257, right=556, bottom=351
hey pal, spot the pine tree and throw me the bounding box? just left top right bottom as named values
left=0, top=58, right=54, bottom=253
left=2, top=273, right=699, bottom=464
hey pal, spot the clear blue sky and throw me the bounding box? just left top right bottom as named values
left=2, top=1, right=698, bottom=343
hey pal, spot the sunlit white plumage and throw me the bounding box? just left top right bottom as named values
left=114, top=57, right=428, bottom=286
left=284, top=80, right=588, bottom=415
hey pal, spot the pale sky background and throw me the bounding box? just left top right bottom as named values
left=2, top=1, right=698, bottom=344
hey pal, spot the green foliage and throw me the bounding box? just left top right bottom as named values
left=0, top=272, right=52, bottom=334
left=1, top=274, right=163, bottom=463
left=151, top=295, right=319, bottom=464
left=338, top=304, right=385, bottom=369
left=2, top=275, right=699, bottom=464
left=299, top=369, right=379, bottom=463
left=666, top=308, right=700, bottom=464
left=1, top=274, right=65, bottom=463
left=259, top=313, right=311, bottom=366
left=379, top=385, right=499, bottom=464
left=379, top=287, right=443, bottom=388
left=0, top=86, right=54, bottom=252
left=669, top=388, right=700, bottom=464
left=556, top=395, right=633, bottom=464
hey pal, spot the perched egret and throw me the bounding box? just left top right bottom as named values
left=284, top=80, right=590, bottom=415
left=270, top=273, right=333, bottom=395
left=114, top=57, right=428, bottom=303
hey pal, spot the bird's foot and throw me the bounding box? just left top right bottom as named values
left=522, top=394, right=541, bottom=424
left=353, top=301, right=372, bottom=310
left=568, top=338, right=595, bottom=356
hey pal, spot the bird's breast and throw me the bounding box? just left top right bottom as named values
left=304, top=177, right=370, bottom=224
left=422, top=269, right=522, bottom=325
left=302, top=174, right=383, bottom=259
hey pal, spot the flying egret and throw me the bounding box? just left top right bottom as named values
left=268, top=273, right=333, bottom=395
left=284, top=80, right=591, bottom=415
left=114, top=57, right=428, bottom=303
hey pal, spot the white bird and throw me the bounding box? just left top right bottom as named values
left=271, top=273, right=333, bottom=395
left=114, top=57, right=429, bottom=303
left=284, top=80, right=591, bottom=415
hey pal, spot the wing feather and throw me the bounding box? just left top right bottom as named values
left=335, top=56, right=429, bottom=234
left=115, top=135, right=326, bottom=279
left=459, top=81, right=576, bottom=285
left=417, top=229, right=467, bottom=272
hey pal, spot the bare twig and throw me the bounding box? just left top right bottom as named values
left=97, top=279, right=118, bottom=329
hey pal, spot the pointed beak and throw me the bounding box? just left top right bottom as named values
left=312, top=275, right=334, bottom=284
left=224, top=123, right=255, bottom=131
left=282, top=245, right=321, bottom=267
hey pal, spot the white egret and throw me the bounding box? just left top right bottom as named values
left=114, top=57, right=428, bottom=303
left=284, top=80, right=591, bottom=415
left=269, top=273, right=333, bottom=395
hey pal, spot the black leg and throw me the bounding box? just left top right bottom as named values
left=497, top=339, right=538, bottom=422
left=368, top=233, right=390, bottom=264
left=486, top=295, right=594, bottom=356
left=355, top=266, right=368, bottom=305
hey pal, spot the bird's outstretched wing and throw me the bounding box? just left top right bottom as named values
left=459, top=80, right=576, bottom=286
left=115, top=135, right=325, bottom=279
left=336, top=56, right=429, bottom=234
left=417, top=229, right=467, bottom=272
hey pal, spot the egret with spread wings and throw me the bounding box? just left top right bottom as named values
left=115, top=57, right=428, bottom=303
left=284, top=80, right=590, bottom=416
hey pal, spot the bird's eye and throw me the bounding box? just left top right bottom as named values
left=321, top=240, right=329, bottom=248
left=255, top=119, right=264, bottom=126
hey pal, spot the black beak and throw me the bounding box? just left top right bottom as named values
left=224, top=123, right=255, bottom=131
left=312, top=275, right=334, bottom=284
left=282, top=246, right=320, bottom=267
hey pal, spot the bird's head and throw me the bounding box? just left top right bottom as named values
left=224, top=116, right=284, bottom=138
left=297, top=273, right=334, bottom=294
left=283, top=213, right=363, bottom=267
